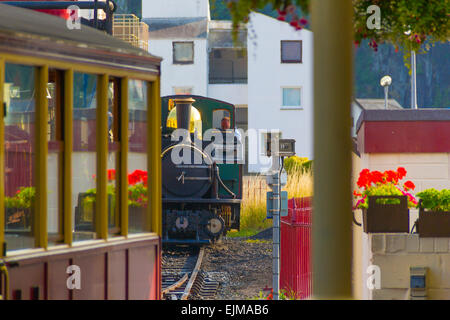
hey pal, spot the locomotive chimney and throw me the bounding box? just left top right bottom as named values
left=174, top=97, right=195, bottom=142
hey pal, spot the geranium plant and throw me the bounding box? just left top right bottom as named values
left=127, top=169, right=148, bottom=208
left=83, top=169, right=148, bottom=208
left=416, top=188, right=450, bottom=212
left=5, top=186, right=36, bottom=209
left=353, top=167, right=417, bottom=209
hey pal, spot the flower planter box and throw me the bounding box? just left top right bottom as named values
left=5, top=207, right=32, bottom=231
left=362, top=196, right=409, bottom=233
left=75, top=193, right=115, bottom=232
left=416, top=209, right=450, bottom=237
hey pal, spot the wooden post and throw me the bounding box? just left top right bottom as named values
left=311, top=0, right=353, bottom=299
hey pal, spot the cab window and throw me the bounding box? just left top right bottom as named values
left=213, top=109, right=231, bottom=130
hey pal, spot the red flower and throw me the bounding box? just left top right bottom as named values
left=277, top=15, right=286, bottom=21
left=276, top=9, right=287, bottom=16
left=384, top=170, right=398, bottom=184
left=397, top=167, right=407, bottom=180
left=404, top=180, right=415, bottom=191
left=299, top=18, right=308, bottom=25
left=370, top=171, right=384, bottom=184
left=357, top=169, right=371, bottom=188
left=107, top=169, right=116, bottom=181
left=128, top=169, right=148, bottom=185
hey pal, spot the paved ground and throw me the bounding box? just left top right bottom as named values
left=200, top=229, right=273, bottom=300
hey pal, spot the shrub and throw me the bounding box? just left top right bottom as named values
left=284, top=156, right=312, bottom=175
left=416, top=188, right=450, bottom=212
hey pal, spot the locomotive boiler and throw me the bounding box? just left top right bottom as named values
left=161, top=96, right=243, bottom=244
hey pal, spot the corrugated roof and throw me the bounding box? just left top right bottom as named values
left=355, top=98, right=403, bottom=110
left=143, top=17, right=207, bottom=39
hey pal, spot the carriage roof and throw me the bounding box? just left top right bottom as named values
left=0, top=4, right=161, bottom=75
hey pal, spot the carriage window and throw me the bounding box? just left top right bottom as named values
left=213, top=110, right=231, bottom=130
left=72, top=72, right=97, bottom=241
left=166, top=102, right=202, bottom=140
left=47, top=69, right=64, bottom=246
left=128, top=79, right=148, bottom=233
left=4, top=63, right=36, bottom=252
left=107, top=78, right=120, bottom=235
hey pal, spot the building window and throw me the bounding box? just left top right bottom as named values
left=173, top=41, right=194, bottom=64
left=282, top=87, right=302, bottom=108
left=281, top=40, right=302, bottom=63
left=209, top=48, right=248, bottom=84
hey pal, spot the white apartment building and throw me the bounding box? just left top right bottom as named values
left=143, top=0, right=314, bottom=173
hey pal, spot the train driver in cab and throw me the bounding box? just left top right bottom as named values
left=220, top=116, right=241, bottom=141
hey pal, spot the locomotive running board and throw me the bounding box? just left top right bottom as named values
left=163, top=198, right=241, bottom=204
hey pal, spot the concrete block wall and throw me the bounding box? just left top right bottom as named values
left=369, top=234, right=450, bottom=300
left=364, top=153, right=450, bottom=192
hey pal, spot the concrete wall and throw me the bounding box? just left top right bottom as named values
left=208, top=84, right=248, bottom=105
left=148, top=38, right=208, bottom=97
left=143, top=0, right=210, bottom=19
left=368, top=234, right=450, bottom=300
left=247, top=12, right=313, bottom=172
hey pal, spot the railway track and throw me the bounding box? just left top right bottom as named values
left=162, top=246, right=220, bottom=300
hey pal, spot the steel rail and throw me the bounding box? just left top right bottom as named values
left=162, top=273, right=189, bottom=295
left=181, top=247, right=205, bottom=300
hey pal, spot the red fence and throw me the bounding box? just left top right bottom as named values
left=280, top=197, right=312, bottom=299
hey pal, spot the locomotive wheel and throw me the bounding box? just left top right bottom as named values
left=205, top=216, right=225, bottom=239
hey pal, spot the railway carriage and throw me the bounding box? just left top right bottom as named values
left=0, top=4, right=162, bottom=299
left=161, top=95, right=243, bottom=244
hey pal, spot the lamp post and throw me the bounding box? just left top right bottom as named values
left=380, top=75, right=392, bottom=109
left=411, top=50, right=418, bottom=109
left=404, top=28, right=418, bottom=109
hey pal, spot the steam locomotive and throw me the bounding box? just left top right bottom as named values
left=161, top=96, right=243, bottom=244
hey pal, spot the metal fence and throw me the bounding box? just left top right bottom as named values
left=280, top=197, right=312, bottom=299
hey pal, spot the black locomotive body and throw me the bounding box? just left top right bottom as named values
left=161, top=96, right=243, bottom=244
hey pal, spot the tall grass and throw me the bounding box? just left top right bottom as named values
left=237, top=170, right=313, bottom=234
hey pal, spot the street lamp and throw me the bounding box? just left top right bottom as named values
left=404, top=28, right=418, bottom=109
left=380, top=75, right=392, bottom=109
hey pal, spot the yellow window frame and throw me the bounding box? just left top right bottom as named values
left=0, top=54, right=161, bottom=257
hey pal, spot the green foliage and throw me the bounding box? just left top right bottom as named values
left=358, top=184, right=404, bottom=209
left=416, top=188, right=450, bottom=212
left=5, top=187, right=35, bottom=209
left=283, top=156, right=312, bottom=174
left=128, top=183, right=148, bottom=207
left=82, top=184, right=116, bottom=210
left=224, top=0, right=450, bottom=68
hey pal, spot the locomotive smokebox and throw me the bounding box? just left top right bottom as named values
left=174, top=97, right=195, bottom=141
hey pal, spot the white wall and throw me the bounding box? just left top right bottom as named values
left=247, top=13, right=314, bottom=172
left=208, top=84, right=248, bottom=105
left=148, top=38, right=208, bottom=97
left=142, top=0, right=210, bottom=19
